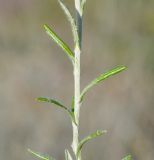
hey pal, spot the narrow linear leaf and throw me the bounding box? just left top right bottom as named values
left=58, top=0, right=79, bottom=45
left=44, top=24, right=74, bottom=63
left=69, top=110, right=77, bottom=125
left=37, top=97, right=68, bottom=110
left=28, top=149, right=55, bottom=160
left=80, top=66, right=127, bottom=102
left=71, top=96, right=74, bottom=112
left=36, top=97, right=77, bottom=125
left=77, top=130, right=107, bottom=157
left=65, top=150, right=73, bottom=160
left=122, top=155, right=132, bottom=160
left=81, top=0, right=87, bottom=12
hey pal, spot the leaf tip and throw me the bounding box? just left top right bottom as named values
left=121, top=65, right=127, bottom=70
left=35, top=97, right=39, bottom=102
left=35, top=97, right=47, bottom=102
left=57, top=0, right=62, bottom=4
left=97, top=130, right=107, bottom=135
left=27, top=148, right=34, bottom=155
left=43, top=24, right=48, bottom=31
left=27, top=148, right=31, bottom=152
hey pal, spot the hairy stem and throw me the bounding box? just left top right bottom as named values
left=72, top=0, right=83, bottom=160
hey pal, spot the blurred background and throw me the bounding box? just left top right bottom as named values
left=0, top=0, right=154, bottom=160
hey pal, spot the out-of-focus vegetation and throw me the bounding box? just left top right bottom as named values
left=0, top=0, right=154, bottom=160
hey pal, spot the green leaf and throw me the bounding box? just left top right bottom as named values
left=71, top=96, right=74, bottom=112
left=36, top=97, right=77, bottom=125
left=69, top=110, right=77, bottom=126
left=80, top=66, right=127, bottom=102
left=122, top=155, right=132, bottom=160
left=37, top=97, right=68, bottom=110
left=28, top=149, right=55, bottom=160
left=58, top=0, right=79, bottom=46
left=81, top=0, right=87, bottom=12
left=44, top=24, right=74, bottom=63
left=76, top=130, right=107, bottom=158
left=65, top=150, right=73, bottom=160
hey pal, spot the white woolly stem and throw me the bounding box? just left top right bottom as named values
left=72, top=1, right=83, bottom=160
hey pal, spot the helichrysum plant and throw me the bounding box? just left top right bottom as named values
left=28, top=0, right=132, bottom=160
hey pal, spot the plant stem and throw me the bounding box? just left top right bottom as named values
left=72, top=0, right=83, bottom=160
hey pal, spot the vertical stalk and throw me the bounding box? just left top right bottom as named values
left=72, top=0, right=83, bottom=160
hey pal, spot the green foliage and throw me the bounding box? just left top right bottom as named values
left=80, top=66, right=126, bottom=102
left=44, top=24, right=75, bottom=63
left=37, top=97, right=68, bottom=109
left=36, top=97, right=77, bottom=125
left=122, top=155, right=132, bottom=160
left=28, top=0, right=132, bottom=160
left=28, top=149, right=55, bottom=160
left=76, top=130, right=107, bottom=158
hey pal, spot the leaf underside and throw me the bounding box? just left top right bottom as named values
left=76, top=130, right=107, bottom=158
left=44, top=24, right=74, bottom=63
left=80, top=66, right=127, bottom=102
left=28, top=149, right=55, bottom=160
left=36, top=97, right=77, bottom=125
